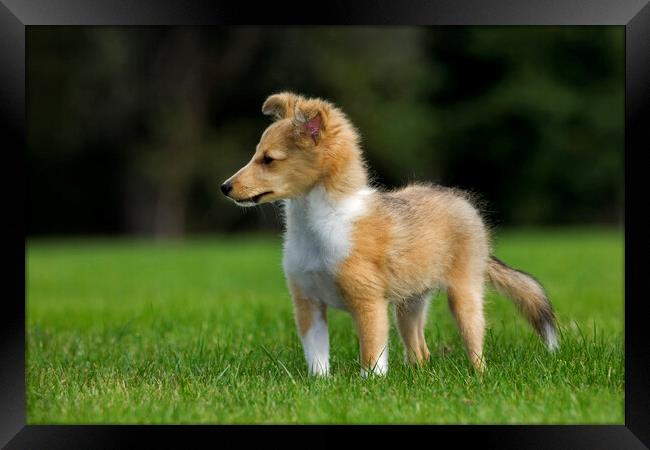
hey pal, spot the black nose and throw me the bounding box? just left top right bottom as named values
left=221, top=181, right=233, bottom=196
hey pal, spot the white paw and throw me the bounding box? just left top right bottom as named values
left=360, top=345, right=388, bottom=377
left=308, top=361, right=330, bottom=377
left=360, top=359, right=388, bottom=378
left=360, top=366, right=388, bottom=378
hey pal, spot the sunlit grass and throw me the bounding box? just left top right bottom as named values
left=26, top=228, right=623, bottom=423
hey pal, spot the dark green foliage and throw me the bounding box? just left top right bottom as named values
left=27, top=27, right=623, bottom=236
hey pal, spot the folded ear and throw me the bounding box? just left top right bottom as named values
left=293, top=99, right=330, bottom=145
left=261, top=92, right=300, bottom=120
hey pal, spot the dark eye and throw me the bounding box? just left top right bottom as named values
left=262, top=155, right=274, bottom=165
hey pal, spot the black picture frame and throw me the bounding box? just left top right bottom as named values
left=2, top=0, right=648, bottom=448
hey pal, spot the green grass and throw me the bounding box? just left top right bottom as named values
left=27, top=228, right=623, bottom=424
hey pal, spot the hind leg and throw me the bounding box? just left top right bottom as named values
left=395, top=292, right=431, bottom=364
left=447, top=279, right=486, bottom=373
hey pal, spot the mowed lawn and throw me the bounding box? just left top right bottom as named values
left=27, top=228, right=623, bottom=424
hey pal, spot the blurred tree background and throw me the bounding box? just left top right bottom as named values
left=27, top=27, right=623, bottom=237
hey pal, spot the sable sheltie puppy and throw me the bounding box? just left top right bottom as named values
left=221, top=92, right=558, bottom=376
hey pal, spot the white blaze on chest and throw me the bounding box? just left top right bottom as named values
left=283, top=185, right=374, bottom=309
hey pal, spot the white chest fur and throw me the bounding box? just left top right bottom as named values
left=282, top=185, right=374, bottom=310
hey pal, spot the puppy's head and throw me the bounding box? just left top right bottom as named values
left=221, top=92, right=334, bottom=206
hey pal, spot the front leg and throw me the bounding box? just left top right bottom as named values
left=289, top=281, right=329, bottom=376
left=338, top=258, right=390, bottom=377
left=350, top=301, right=390, bottom=377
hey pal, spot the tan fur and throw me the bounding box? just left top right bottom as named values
left=223, top=92, right=558, bottom=375
left=334, top=186, right=491, bottom=371
left=336, top=210, right=391, bottom=371
left=487, top=257, right=556, bottom=343
left=225, top=92, right=367, bottom=204
left=289, top=281, right=327, bottom=337
left=395, top=294, right=431, bottom=364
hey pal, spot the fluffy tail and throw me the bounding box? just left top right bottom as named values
left=487, top=256, right=558, bottom=350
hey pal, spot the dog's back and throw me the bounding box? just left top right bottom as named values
left=376, top=183, right=490, bottom=302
